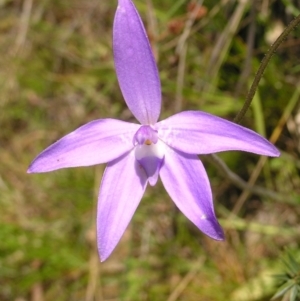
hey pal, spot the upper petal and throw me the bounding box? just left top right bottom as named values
left=28, top=119, right=140, bottom=173
left=114, top=0, right=161, bottom=125
left=160, top=146, right=224, bottom=240
left=156, top=111, right=280, bottom=156
left=97, top=151, right=148, bottom=261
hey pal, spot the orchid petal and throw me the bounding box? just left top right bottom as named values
left=156, top=111, right=280, bottom=156
left=114, top=0, right=161, bottom=125
left=97, top=151, right=147, bottom=261
left=28, top=119, right=140, bottom=173
left=138, top=156, right=163, bottom=186
left=160, top=146, right=224, bottom=240
left=135, top=140, right=165, bottom=186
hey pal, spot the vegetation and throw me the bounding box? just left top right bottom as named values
left=0, top=0, right=300, bottom=300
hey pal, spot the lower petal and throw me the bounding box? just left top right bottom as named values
left=138, top=157, right=163, bottom=186
left=97, top=150, right=148, bottom=261
left=135, top=140, right=165, bottom=186
left=160, top=146, right=224, bottom=240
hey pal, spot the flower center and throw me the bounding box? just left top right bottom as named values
left=133, top=125, right=164, bottom=186
left=133, top=125, right=158, bottom=146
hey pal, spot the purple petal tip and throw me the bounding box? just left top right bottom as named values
left=200, top=216, right=225, bottom=241
left=274, top=148, right=280, bottom=157
left=27, top=163, right=37, bottom=174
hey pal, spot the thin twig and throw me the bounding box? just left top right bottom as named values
left=232, top=86, right=300, bottom=214
left=234, top=0, right=257, bottom=97
left=174, top=0, right=204, bottom=112
left=234, top=13, right=300, bottom=123
left=14, top=0, right=33, bottom=55
left=203, top=0, right=250, bottom=92
left=175, top=0, right=204, bottom=55
left=85, top=166, right=104, bottom=301
left=205, top=154, right=295, bottom=205
left=161, top=0, right=230, bottom=53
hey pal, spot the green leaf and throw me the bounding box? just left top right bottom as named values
left=271, top=281, right=294, bottom=300
left=289, top=285, right=299, bottom=301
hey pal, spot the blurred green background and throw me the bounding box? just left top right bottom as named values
left=0, top=0, right=300, bottom=300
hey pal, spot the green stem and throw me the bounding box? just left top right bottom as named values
left=234, top=14, right=300, bottom=123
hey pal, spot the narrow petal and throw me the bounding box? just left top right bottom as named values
left=156, top=111, right=280, bottom=156
left=97, top=151, right=147, bottom=261
left=160, top=146, right=224, bottom=240
left=28, top=119, right=140, bottom=173
left=114, top=0, right=161, bottom=125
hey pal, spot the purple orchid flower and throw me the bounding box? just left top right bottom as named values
left=28, top=0, right=280, bottom=262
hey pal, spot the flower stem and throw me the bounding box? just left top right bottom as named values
left=234, top=13, right=300, bottom=123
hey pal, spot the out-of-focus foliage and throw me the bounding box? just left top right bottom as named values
left=272, top=251, right=300, bottom=301
left=0, top=0, right=300, bottom=300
